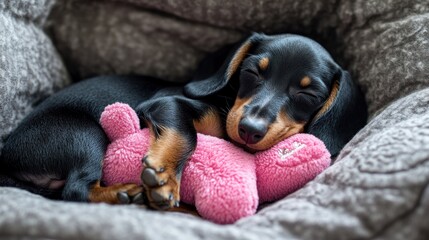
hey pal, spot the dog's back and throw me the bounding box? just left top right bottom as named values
left=0, top=75, right=180, bottom=201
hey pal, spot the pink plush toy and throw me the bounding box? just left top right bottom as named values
left=100, top=103, right=331, bottom=224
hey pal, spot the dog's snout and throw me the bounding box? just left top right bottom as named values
left=238, top=117, right=268, bottom=144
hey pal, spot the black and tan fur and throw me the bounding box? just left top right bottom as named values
left=0, top=33, right=367, bottom=209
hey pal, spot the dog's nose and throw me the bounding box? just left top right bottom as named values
left=238, top=117, right=268, bottom=144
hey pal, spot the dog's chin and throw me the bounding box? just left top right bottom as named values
left=229, top=139, right=260, bottom=153
left=243, top=146, right=259, bottom=154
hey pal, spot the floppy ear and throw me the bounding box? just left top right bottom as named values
left=184, top=33, right=265, bottom=98
left=306, top=69, right=368, bottom=157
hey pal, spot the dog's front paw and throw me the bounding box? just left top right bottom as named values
left=141, top=155, right=180, bottom=210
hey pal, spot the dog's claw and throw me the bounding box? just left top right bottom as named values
left=132, top=193, right=146, bottom=205
left=117, top=192, right=130, bottom=204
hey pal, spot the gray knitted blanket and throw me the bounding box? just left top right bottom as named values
left=1, top=0, right=428, bottom=239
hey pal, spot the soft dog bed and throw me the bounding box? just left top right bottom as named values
left=1, top=0, right=428, bottom=239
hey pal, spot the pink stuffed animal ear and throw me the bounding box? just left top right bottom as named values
left=256, top=133, right=331, bottom=203
left=100, top=103, right=141, bottom=141
left=100, top=103, right=150, bottom=186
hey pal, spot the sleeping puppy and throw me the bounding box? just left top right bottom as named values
left=0, top=33, right=367, bottom=210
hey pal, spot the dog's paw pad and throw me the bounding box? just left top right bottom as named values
left=142, top=168, right=159, bottom=187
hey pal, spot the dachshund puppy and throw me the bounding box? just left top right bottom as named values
left=0, top=33, right=367, bottom=210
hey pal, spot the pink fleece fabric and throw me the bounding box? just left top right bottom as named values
left=255, top=134, right=331, bottom=203
left=180, top=134, right=258, bottom=224
left=100, top=103, right=331, bottom=224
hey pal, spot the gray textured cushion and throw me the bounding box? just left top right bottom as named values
left=340, top=0, right=429, bottom=115
left=0, top=0, right=70, bottom=151
left=48, top=0, right=243, bottom=82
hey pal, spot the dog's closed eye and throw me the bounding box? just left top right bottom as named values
left=238, top=68, right=263, bottom=97
left=242, top=69, right=260, bottom=79
left=293, top=91, right=320, bottom=103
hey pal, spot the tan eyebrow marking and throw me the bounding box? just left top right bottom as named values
left=258, top=57, right=269, bottom=70
left=300, top=76, right=312, bottom=87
